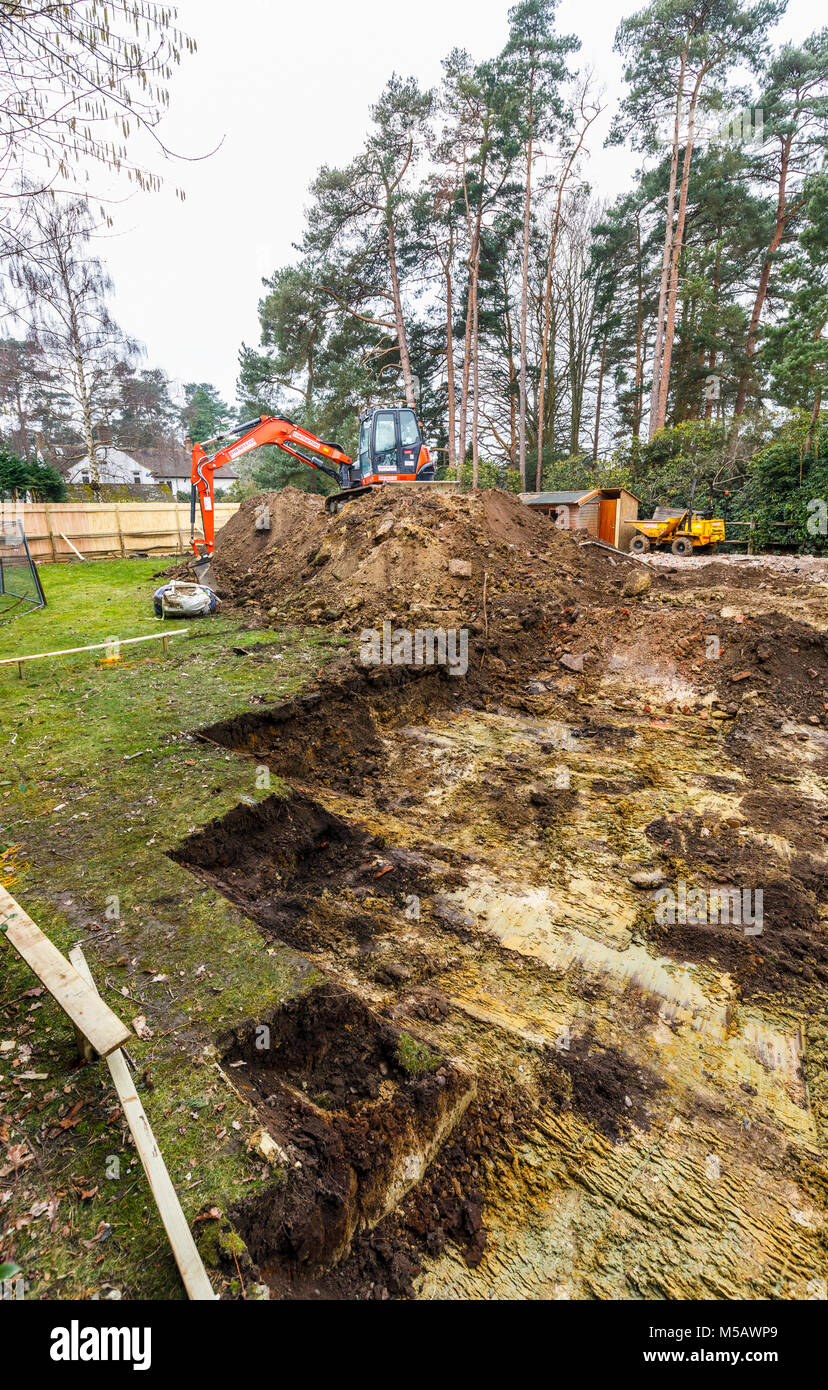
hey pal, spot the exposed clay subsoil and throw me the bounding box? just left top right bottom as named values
left=171, top=487, right=828, bottom=1300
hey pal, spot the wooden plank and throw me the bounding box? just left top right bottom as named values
left=69, top=946, right=217, bottom=1302
left=43, top=505, right=57, bottom=562
left=0, top=887, right=131, bottom=1057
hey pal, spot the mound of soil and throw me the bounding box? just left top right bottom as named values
left=546, top=1034, right=665, bottom=1143
left=201, top=484, right=600, bottom=629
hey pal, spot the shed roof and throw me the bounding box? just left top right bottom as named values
left=519, top=489, right=599, bottom=506
left=519, top=486, right=640, bottom=506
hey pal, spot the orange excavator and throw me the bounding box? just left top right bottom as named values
left=189, top=405, right=434, bottom=578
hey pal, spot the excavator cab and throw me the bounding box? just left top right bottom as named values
left=356, top=406, right=434, bottom=484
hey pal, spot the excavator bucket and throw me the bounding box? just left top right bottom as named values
left=192, top=553, right=213, bottom=585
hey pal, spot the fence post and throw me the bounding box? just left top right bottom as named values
left=114, top=505, right=126, bottom=557
left=43, top=504, right=57, bottom=562
left=748, top=520, right=755, bottom=555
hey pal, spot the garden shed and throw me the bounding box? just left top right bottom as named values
left=519, top=487, right=640, bottom=550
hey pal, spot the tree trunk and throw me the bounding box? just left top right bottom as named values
left=15, top=383, right=29, bottom=461
left=471, top=240, right=481, bottom=489
left=77, top=372, right=99, bottom=494
left=733, top=134, right=793, bottom=418
left=804, top=388, right=822, bottom=460
left=536, top=298, right=558, bottom=490
left=535, top=97, right=600, bottom=481
left=444, top=262, right=458, bottom=474
left=656, top=70, right=702, bottom=433
left=536, top=217, right=562, bottom=488
left=387, top=219, right=415, bottom=408
left=632, top=215, right=644, bottom=441
left=503, top=275, right=518, bottom=467
left=803, top=314, right=828, bottom=457
left=71, top=330, right=99, bottom=494
left=648, top=51, right=686, bottom=440
left=593, top=337, right=607, bottom=462
left=704, top=237, right=721, bottom=421
left=518, top=92, right=534, bottom=491
left=461, top=174, right=486, bottom=483
left=458, top=285, right=472, bottom=472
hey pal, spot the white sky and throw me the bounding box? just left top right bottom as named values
left=98, top=0, right=821, bottom=405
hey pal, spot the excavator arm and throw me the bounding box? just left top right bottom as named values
left=189, top=415, right=356, bottom=564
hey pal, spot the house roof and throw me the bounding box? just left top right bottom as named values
left=133, top=447, right=239, bottom=482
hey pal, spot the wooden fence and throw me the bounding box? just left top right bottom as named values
left=0, top=501, right=240, bottom=563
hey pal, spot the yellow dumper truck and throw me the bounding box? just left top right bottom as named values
left=628, top=506, right=726, bottom=556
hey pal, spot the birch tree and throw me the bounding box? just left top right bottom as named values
left=0, top=2, right=196, bottom=241
left=9, top=194, right=137, bottom=491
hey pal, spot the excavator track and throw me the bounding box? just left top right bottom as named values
left=324, top=485, right=376, bottom=516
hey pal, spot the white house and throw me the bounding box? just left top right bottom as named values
left=64, top=445, right=238, bottom=494
left=139, top=447, right=239, bottom=495
left=66, top=446, right=156, bottom=488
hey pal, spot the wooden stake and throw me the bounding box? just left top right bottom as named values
left=69, top=945, right=217, bottom=1302
left=59, top=532, right=86, bottom=561
left=482, top=571, right=489, bottom=640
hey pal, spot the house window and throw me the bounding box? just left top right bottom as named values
left=133, top=473, right=141, bottom=484
left=81, top=471, right=90, bottom=484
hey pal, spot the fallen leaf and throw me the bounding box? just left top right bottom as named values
left=194, top=1206, right=221, bottom=1223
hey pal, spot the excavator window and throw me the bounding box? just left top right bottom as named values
left=373, top=412, right=398, bottom=471
left=399, top=410, right=419, bottom=448
left=358, top=418, right=371, bottom=476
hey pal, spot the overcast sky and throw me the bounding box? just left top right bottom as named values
left=97, top=0, right=819, bottom=405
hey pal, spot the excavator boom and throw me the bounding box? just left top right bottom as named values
left=189, top=407, right=433, bottom=577
left=189, top=415, right=355, bottom=570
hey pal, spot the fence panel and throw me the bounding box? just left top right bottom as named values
left=0, top=502, right=239, bottom=562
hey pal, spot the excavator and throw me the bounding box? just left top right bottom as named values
left=188, top=405, right=434, bottom=579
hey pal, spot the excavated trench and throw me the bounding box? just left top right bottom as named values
left=219, top=983, right=474, bottom=1282
left=172, top=636, right=828, bottom=1299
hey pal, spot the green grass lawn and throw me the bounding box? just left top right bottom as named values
left=0, top=559, right=342, bottom=1299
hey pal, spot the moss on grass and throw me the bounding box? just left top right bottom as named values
left=397, top=1032, right=442, bottom=1076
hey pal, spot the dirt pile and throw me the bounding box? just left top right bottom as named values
left=202, top=485, right=605, bottom=628
left=196, top=485, right=828, bottom=729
